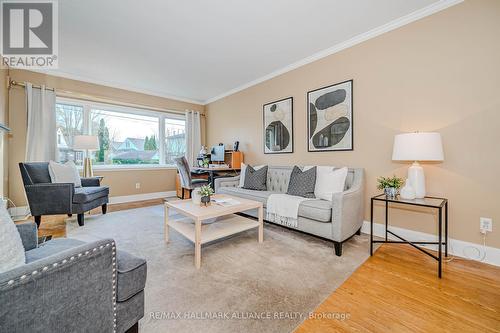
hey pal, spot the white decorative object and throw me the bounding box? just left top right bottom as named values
left=0, top=205, right=25, bottom=273
left=400, top=179, right=416, bottom=200
left=191, top=189, right=201, bottom=205
left=392, top=132, right=444, bottom=198
left=48, top=160, right=82, bottom=187
left=305, top=166, right=347, bottom=201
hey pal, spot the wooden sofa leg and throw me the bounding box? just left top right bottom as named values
left=34, top=216, right=41, bottom=228
left=125, top=322, right=138, bottom=333
left=77, top=213, right=85, bottom=226
left=356, top=228, right=361, bottom=235
left=334, top=242, right=343, bottom=256
left=102, top=204, right=107, bottom=214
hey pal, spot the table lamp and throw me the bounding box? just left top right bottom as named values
left=392, top=132, right=444, bottom=198
left=73, top=135, right=99, bottom=177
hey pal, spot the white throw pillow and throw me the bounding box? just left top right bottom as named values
left=314, top=166, right=348, bottom=201
left=48, top=160, right=82, bottom=187
left=0, top=206, right=25, bottom=273
left=239, top=163, right=265, bottom=187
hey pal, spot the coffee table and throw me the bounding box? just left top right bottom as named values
left=164, top=194, right=263, bottom=269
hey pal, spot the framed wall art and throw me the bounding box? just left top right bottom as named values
left=263, top=97, right=293, bottom=154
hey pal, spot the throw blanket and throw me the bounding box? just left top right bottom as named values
left=266, top=194, right=310, bottom=228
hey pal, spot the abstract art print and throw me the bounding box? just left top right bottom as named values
left=307, top=80, right=353, bottom=152
left=263, top=97, right=293, bottom=154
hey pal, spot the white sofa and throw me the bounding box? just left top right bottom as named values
left=215, top=166, right=365, bottom=256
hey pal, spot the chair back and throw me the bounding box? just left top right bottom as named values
left=19, top=162, right=51, bottom=185
left=174, top=157, right=193, bottom=189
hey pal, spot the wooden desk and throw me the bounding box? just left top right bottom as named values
left=191, top=167, right=240, bottom=189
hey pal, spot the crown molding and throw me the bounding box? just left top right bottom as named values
left=30, top=69, right=205, bottom=105
left=204, top=0, right=463, bottom=105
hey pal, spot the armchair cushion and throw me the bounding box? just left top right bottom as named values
left=48, top=161, right=82, bottom=187
left=73, top=186, right=109, bottom=204
left=81, top=177, right=101, bottom=187
left=15, top=222, right=38, bottom=251
left=116, top=250, right=147, bottom=302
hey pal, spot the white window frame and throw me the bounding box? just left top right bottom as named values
left=56, top=97, right=186, bottom=170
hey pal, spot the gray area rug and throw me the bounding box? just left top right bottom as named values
left=67, top=204, right=371, bottom=333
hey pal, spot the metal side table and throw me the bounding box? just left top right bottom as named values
left=370, top=194, right=449, bottom=278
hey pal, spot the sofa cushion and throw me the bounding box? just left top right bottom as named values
left=73, top=186, right=109, bottom=204
left=287, top=166, right=316, bottom=198
left=116, top=250, right=147, bottom=302
left=217, top=187, right=276, bottom=206
left=25, top=238, right=85, bottom=263
left=243, top=165, right=268, bottom=191
left=298, top=200, right=332, bottom=223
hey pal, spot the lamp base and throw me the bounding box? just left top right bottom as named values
left=407, top=161, right=425, bottom=198
left=83, top=157, right=94, bottom=178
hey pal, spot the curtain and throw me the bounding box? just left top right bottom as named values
left=25, top=83, right=57, bottom=162
left=185, top=110, right=201, bottom=167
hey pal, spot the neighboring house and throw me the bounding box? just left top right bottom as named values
left=117, top=138, right=146, bottom=151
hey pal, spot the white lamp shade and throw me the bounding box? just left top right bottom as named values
left=73, top=135, right=99, bottom=150
left=392, top=132, right=444, bottom=161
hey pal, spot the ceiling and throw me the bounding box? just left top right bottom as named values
left=46, top=0, right=457, bottom=104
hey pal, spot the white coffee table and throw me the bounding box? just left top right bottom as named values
left=164, top=194, right=264, bottom=269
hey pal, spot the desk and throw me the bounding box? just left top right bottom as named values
left=191, top=167, right=240, bottom=189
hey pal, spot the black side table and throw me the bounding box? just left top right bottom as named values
left=370, top=194, right=449, bottom=278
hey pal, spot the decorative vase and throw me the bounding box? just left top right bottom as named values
left=400, top=179, right=416, bottom=200
left=200, top=195, right=211, bottom=206
left=191, top=190, right=201, bottom=205
left=384, top=187, right=397, bottom=199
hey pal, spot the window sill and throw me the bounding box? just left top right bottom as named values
left=77, top=164, right=177, bottom=172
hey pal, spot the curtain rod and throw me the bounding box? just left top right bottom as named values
left=7, top=79, right=205, bottom=116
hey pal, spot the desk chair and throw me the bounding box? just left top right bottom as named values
left=174, top=157, right=209, bottom=199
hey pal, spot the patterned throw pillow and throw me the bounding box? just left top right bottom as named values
left=243, top=165, right=268, bottom=191
left=287, top=166, right=317, bottom=198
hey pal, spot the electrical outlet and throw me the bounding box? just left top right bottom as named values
left=480, top=217, right=492, bottom=234
left=135, top=182, right=141, bottom=189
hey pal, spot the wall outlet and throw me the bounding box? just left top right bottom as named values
left=135, top=182, right=141, bottom=189
left=480, top=217, right=493, bottom=234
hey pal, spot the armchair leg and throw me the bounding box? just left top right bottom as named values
left=68, top=214, right=72, bottom=217
left=356, top=227, right=361, bottom=235
left=102, top=204, right=107, bottom=214
left=34, top=216, right=41, bottom=228
left=77, top=213, right=85, bottom=226
left=334, top=241, right=343, bottom=256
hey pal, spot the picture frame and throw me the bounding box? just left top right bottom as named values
left=263, top=97, right=293, bottom=154
left=307, top=80, right=353, bottom=152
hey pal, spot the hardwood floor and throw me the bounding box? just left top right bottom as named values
left=296, top=244, right=500, bottom=333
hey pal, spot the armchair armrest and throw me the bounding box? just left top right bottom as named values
left=24, top=183, right=74, bottom=216
left=15, top=222, right=38, bottom=251
left=215, top=175, right=240, bottom=193
left=81, top=177, right=101, bottom=187
left=0, top=239, right=117, bottom=332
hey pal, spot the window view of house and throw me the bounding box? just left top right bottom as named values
left=55, top=100, right=185, bottom=167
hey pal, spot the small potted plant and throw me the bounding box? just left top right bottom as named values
left=199, top=185, right=214, bottom=206
left=377, top=175, right=404, bottom=199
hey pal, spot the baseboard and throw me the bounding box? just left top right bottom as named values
left=361, top=221, right=500, bottom=267
left=108, top=191, right=177, bottom=204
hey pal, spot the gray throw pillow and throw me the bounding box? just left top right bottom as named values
left=287, top=166, right=317, bottom=198
left=243, top=165, right=268, bottom=191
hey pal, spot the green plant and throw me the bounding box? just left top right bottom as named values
left=199, top=185, right=214, bottom=197
left=377, top=175, right=404, bottom=190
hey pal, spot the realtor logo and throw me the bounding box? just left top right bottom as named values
left=1, top=0, right=58, bottom=68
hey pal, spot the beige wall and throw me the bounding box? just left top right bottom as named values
left=7, top=69, right=205, bottom=205
left=206, top=0, right=500, bottom=248
left=0, top=68, right=8, bottom=197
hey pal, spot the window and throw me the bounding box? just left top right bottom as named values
left=55, top=98, right=186, bottom=168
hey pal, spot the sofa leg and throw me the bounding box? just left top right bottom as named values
left=334, top=242, right=343, bottom=256
left=68, top=214, right=72, bottom=217
left=102, top=204, right=107, bottom=214
left=34, top=216, right=41, bottom=228
left=125, top=322, right=138, bottom=333
left=356, top=228, right=361, bottom=236
left=77, top=213, right=85, bottom=226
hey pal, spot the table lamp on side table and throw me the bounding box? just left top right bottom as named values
left=392, top=132, right=444, bottom=198
left=73, top=135, right=99, bottom=177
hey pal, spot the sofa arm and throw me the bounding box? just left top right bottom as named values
left=331, top=173, right=365, bottom=242
left=81, top=177, right=101, bottom=187
left=24, top=183, right=74, bottom=216
left=15, top=222, right=38, bottom=251
left=214, top=175, right=240, bottom=193
left=0, top=238, right=117, bottom=332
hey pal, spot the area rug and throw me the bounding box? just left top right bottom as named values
left=67, top=205, right=371, bottom=333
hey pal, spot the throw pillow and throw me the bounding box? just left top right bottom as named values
left=48, top=160, right=82, bottom=187
left=0, top=205, right=25, bottom=273
left=287, top=166, right=317, bottom=198
left=239, top=163, right=265, bottom=187
left=243, top=165, right=268, bottom=191
left=314, top=166, right=348, bottom=201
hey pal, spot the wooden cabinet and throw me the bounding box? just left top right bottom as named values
left=229, top=151, right=243, bottom=168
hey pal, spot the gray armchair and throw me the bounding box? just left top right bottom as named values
left=19, top=162, right=109, bottom=227
left=0, top=222, right=146, bottom=333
